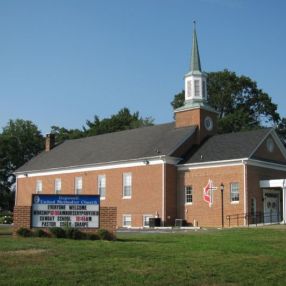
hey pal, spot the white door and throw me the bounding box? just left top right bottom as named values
left=264, top=193, right=280, bottom=223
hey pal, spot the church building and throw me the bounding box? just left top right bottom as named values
left=14, top=26, right=286, bottom=229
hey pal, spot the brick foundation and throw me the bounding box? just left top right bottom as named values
left=13, top=206, right=117, bottom=235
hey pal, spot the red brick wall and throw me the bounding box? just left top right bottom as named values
left=13, top=206, right=117, bottom=235
left=175, top=108, right=218, bottom=144
left=165, top=164, right=177, bottom=225
left=177, top=165, right=245, bottom=227
left=16, top=164, right=164, bottom=228
left=13, top=206, right=31, bottom=235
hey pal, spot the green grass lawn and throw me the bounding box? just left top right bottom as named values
left=0, top=224, right=12, bottom=235
left=0, top=228, right=286, bottom=285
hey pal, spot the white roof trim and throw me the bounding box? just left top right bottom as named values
left=178, top=158, right=247, bottom=170
left=245, top=158, right=286, bottom=171
left=16, top=155, right=181, bottom=178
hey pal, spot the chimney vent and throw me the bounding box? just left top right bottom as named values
left=45, top=134, right=55, bottom=152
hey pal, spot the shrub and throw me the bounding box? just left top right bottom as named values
left=16, top=227, right=33, bottom=237
left=0, top=215, right=13, bottom=224
left=49, top=227, right=66, bottom=238
left=97, top=229, right=116, bottom=241
left=34, top=229, right=50, bottom=238
left=65, top=228, right=86, bottom=240
left=87, top=233, right=100, bottom=241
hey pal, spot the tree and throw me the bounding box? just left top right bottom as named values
left=171, top=70, right=280, bottom=133
left=276, top=117, right=286, bottom=146
left=0, top=119, right=44, bottom=210
left=50, top=108, right=154, bottom=144
left=50, top=126, right=83, bottom=145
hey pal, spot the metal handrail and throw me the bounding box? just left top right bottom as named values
left=226, top=211, right=282, bottom=227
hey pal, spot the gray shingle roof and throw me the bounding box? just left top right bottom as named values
left=16, top=123, right=196, bottom=173
left=183, top=128, right=272, bottom=164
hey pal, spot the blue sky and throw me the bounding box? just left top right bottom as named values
left=0, top=0, right=285, bottom=134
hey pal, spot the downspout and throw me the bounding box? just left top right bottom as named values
left=15, top=176, right=18, bottom=207
left=283, top=179, right=286, bottom=223
left=243, top=160, right=248, bottom=226
left=162, top=159, right=166, bottom=226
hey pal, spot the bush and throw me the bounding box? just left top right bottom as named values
left=65, top=228, right=86, bottom=240
left=0, top=215, right=13, bottom=224
left=34, top=229, right=49, bottom=238
left=49, top=227, right=66, bottom=238
left=97, top=229, right=116, bottom=241
left=87, top=233, right=100, bottom=240
left=16, top=227, right=33, bottom=237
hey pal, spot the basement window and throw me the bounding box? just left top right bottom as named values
left=123, top=215, right=132, bottom=227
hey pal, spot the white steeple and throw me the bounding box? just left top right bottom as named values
left=184, top=21, right=208, bottom=105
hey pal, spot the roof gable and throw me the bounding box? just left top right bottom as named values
left=251, top=131, right=286, bottom=164
left=183, top=128, right=273, bottom=164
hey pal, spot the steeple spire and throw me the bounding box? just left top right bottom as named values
left=190, top=21, right=202, bottom=72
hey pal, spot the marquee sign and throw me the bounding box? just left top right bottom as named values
left=203, top=179, right=217, bottom=207
left=31, top=194, right=100, bottom=228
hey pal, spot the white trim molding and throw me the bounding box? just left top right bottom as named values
left=178, top=158, right=248, bottom=171
left=16, top=155, right=181, bottom=179
left=178, top=158, right=286, bottom=172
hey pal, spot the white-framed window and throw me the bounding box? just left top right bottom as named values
left=185, top=186, right=193, bottom=204
left=98, top=175, right=106, bottom=199
left=55, top=178, right=61, bottom=194
left=75, top=177, right=83, bottom=194
left=194, top=80, right=200, bottom=97
left=123, top=173, right=132, bottom=198
left=35, top=180, right=42, bottom=193
left=187, top=80, right=192, bottom=98
left=203, top=80, right=207, bottom=98
left=230, top=183, right=239, bottom=203
left=123, top=214, right=132, bottom=228
left=143, top=215, right=153, bottom=227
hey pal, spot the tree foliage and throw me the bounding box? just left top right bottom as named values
left=0, top=119, right=44, bottom=210
left=52, top=108, right=154, bottom=144
left=0, top=108, right=153, bottom=210
left=171, top=70, right=280, bottom=133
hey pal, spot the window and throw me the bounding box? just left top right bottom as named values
left=55, top=178, right=61, bottom=194
left=123, top=215, right=132, bottom=227
left=143, top=215, right=153, bottom=227
left=185, top=186, right=193, bottom=204
left=75, top=177, right=83, bottom=194
left=194, top=80, right=200, bottom=97
left=98, top=175, right=106, bottom=199
left=123, top=173, right=132, bottom=198
left=35, top=180, right=42, bottom=193
left=203, top=80, right=207, bottom=98
left=187, top=80, right=192, bottom=98
left=230, top=183, right=239, bottom=202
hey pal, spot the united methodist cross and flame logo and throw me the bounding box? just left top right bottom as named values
left=203, top=179, right=217, bottom=207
